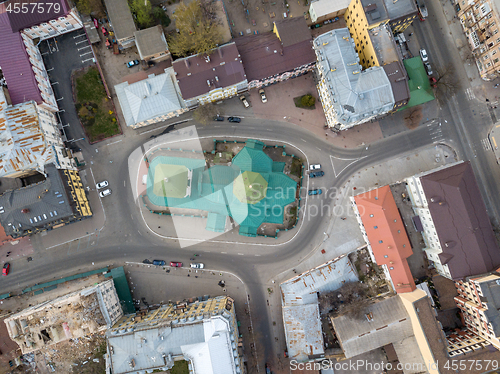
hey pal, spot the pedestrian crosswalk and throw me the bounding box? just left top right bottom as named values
left=427, top=119, right=444, bottom=143
left=481, top=138, right=492, bottom=151
left=465, top=88, right=476, bottom=101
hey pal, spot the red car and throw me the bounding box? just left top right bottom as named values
left=170, top=262, right=182, bottom=267
left=101, top=26, right=108, bottom=36
left=3, top=263, right=10, bottom=276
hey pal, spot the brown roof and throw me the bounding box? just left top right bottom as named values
left=172, top=43, right=246, bottom=100
left=421, top=162, right=500, bottom=279
left=273, top=17, right=311, bottom=48
left=234, top=33, right=315, bottom=82
left=382, top=61, right=409, bottom=105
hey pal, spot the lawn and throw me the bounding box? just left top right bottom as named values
left=73, top=67, right=120, bottom=143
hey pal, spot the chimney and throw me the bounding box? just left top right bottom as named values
left=184, top=59, right=190, bottom=68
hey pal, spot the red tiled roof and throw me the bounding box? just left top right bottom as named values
left=354, top=185, right=416, bottom=293
left=172, top=43, right=246, bottom=100
left=0, top=8, right=42, bottom=105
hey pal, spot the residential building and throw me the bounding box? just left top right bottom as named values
left=352, top=185, right=416, bottom=294
left=383, top=61, right=410, bottom=109
left=134, top=25, right=170, bottom=62
left=383, top=0, right=418, bottom=33
left=172, top=42, right=247, bottom=108
left=4, top=279, right=122, bottom=354
left=115, top=68, right=187, bottom=129
left=405, top=161, right=500, bottom=280
left=309, top=0, right=350, bottom=24
left=281, top=255, right=358, bottom=362
left=103, top=0, right=137, bottom=48
left=0, top=164, right=92, bottom=238
left=313, top=28, right=395, bottom=130
left=456, top=0, right=500, bottom=80
left=105, top=296, right=242, bottom=374
left=234, top=17, right=316, bottom=89
left=0, top=88, right=74, bottom=178
left=452, top=270, right=500, bottom=352
left=331, top=290, right=439, bottom=374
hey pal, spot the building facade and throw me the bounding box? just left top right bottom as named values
left=456, top=0, right=500, bottom=80
left=21, top=11, right=82, bottom=40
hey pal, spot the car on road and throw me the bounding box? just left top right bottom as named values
left=309, top=171, right=324, bottom=178
left=424, top=62, right=433, bottom=76
left=240, top=95, right=250, bottom=108
left=309, top=164, right=321, bottom=170
left=99, top=188, right=112, bottom=197
left=2, top=263, right=10, bottom=276
left=96, top=181, right=109, bottom=189
left=259, top=89, right=267, bottom=103
left=308, top=189, right=322, bottom=195
left=228, top=116, right=241, bottom=123
left=419, top=48, right=428, bottom=62
left=170, top=261, right=183, bottom=267
left=127, top=59, right=140, bottom=68
left=153, top=260, right=166, bottom=266
left=190, top=263, right=205, bottom=269
left=214, top=115, right=224, bottom=121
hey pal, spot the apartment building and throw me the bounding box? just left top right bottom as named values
left=456, top=0, right=500, bottom=80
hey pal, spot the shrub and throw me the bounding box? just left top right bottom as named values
left=301, top=94, right=316, bottom=107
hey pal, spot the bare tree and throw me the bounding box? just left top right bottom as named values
left=403, top=106, right=423, bottom=130
left=192, top=103, right=221, bottom=125
left=433, top=63, right=461, bottom=100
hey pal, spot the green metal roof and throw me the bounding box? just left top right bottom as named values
left=232, top=147, right=273, bottom=173
left=399, top=57, right=435, bottom=110
left=206, top=212, right=227, bottom=232
left=105, top=267, right=135, bottom=314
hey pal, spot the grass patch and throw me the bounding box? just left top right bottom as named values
left=290, top=158, right=303, bottom=178
left=73, top=67, right=120, bottom=143
left=293, top=94, right=316, bottom=110
left=170, top=360, right=189, bottom=374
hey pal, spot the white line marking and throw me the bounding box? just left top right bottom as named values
left=75, top=39, right=88, bottom=45
left=316, top=147, right=322, bottom=151
left=78, top=45, right=91, bottom=51
left=107, top=139, right=123, bottom=145
left=300, top=138, right=306, bottom=142
left=80, top=51, right=92, bottom=57
left=221, top=252, right=227, bottom=254
left=238, top=253, right=244, bottom=255
left=74, top=34, right=86, bottom=38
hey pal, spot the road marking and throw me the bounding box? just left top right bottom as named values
left=51, top=82, right=59, bottom=85
left=124, top=180, right=126, bottom=187
left=481, top=138, right=492, bottom=151
left=56, top=97, right=64, bottom=101
left=221, top=251, right=227, bottom=254
left=300, top=138, right=306, bottom=142
left=266, top=129, right=272, bottom=131
left=80, top=51, right=93, bottom=57
left=74, top=33, right=86, bottom=38
left=329, top=154, right=367, bottom=178
left=76, top=39, right=88, bottom=45
left=316, top=147, right=321, bottom=151
left=82, top=57, right=95, bottom=64
left=78, top=45, right=91, bottom=51
left=238, top=253, right=244, bottom=255
left=254, top=254, right=261, bottom=256
left=466, top=88, right=476, bottom=101
left=107, top=139, right=123, bottom=145
left=214, top=125, right=220, bottom=128
left=138, top=230, right=142, bottom=236
left=41, top=52, right=49, bottom=55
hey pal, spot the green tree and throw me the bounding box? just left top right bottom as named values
left=192, top=103, right=220, bottom=125
left=130, top=0, right=154, bottom=29
left=153, top=7, right=171, bottom=27
left=75, top=0, right=105, bottom=17
left=168, top=0, right=223, bottom=57
left=301, top=94, right=316, bottom=107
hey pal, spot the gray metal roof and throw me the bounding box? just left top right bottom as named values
left=309, top=0, right=351, bottom=17
left=331, top=296, right=413, bottom=358
left=383, top=0, right=418, bottom=20
left=103, top=0, right=137, bottom=41
left=115, top=68, right=184, bottom=128
left=0, top=164, right=74, bottom=237
left=134, top=26, right=169, bottom=59
left=313, top=29, right=395, bottom=128
left=283, top=304, right=323, bottom=361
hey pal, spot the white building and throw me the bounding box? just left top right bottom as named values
left=309, top=0, right=350, bottom=23
left=313, top=29, right=395, bottom=131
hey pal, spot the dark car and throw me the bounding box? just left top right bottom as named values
left=152, top=260, right=165, bottom=266
left=309, top=171, right=324, bottom=178
left=227, top=116, right=241, bottom=123
left=214, top=115, right=224, bottom=121
left=2, top=263, right=10, bottom=276
left=170, top=261, right=183, bottom=267
left=127, top=60, right=140, bottom=68
left=308, top=189, right=322, bottom=196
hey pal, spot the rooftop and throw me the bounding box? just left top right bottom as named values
left=383, top=0, right=418, bottom=20
left=314, top=28, right=395, bottom=127
left=234, top=33, right=315, bottom=82
left=354, top=185, right=416, bottom=293
left=115, top=68, right=184, bottom=128
left=7, top=0, right=69, bottom=32
left=134, top=25, right=169, bottom=59
left=420, top=162, right=500, bottom=279
left=400, top=57, right=434, bottom=109
left=309, top=0, right=352, bottom=17
left=361, top=0, right=389, bottom=25
left=382, top=60, right=410, bottom=105
left=0, top=9, right=43, bottom=105
left=102, top=0, right=137, bottom=41
left=273, top=17, right=312, bottom=48
left=368, top=24, right=400, bottom=65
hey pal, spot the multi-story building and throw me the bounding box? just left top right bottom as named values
left=309, top=0, right=350, bottom=24
left=405, top=161, right=500, bottom=280
left=456, top=0, right=500, bottom=80
left=172, top=42, right=248, bottom=108
left=451, top=270, right=500, bottom=353
left=4, top=279, right=122, bottom=354
left=313, top=28, right=395, bottom=130
left=105, top=296, right=243, bottom=374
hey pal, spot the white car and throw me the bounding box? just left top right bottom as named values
left=190, top=263, right=205, bottom=269
left=96, top=180, right=109, bottom=189
left=419, top=48, right=429, bottom=62
left=259, top=89, right=267, bottom=103
left=99, top=189, right=112, bottom=197
left=309, top=164, right=321, bottom=171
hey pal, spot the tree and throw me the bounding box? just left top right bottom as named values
left=75, top=0, right=105, bottom=17
left=403, top=107, right=423, bottom=130
left=192, top=103, right=220, bottom=125
left=301, top=94, right=316, bottom=107
left=168, top=0, right=223, bottom=57
left=153, top=7, right=171, bottom=27
left=130, top=0, right=154, bottom=29
left=433, top=63, right=460, bottom=101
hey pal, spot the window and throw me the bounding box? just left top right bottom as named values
left=41, top=23, right=47, bottom=26
left=379, top=240, right=383, bottom=243
left=374, top=226, right=378, bottom=229
left=65, top=22, right=71, bottom=26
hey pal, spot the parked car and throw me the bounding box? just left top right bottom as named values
left=258, top=89, right=267, bottom=103
left=309, top=164, right=321, bottom=170
left=96, top=181, right=109, bottom=189
left=308, top=189, right=322, bottom=195
left=419, top=48, right=428, bottom=62
left=127, top=59, right=140, bottom=68
left=228, top=116, right=241, bottom=123
left=101, top=26, right=108, bottom=36
left=153, top=260, right=166, bottom=266
left=240, top=95, right=250, bottom=108
left=170, top=261, right=183, bottom=267
left=424, top=62, right=433, bottom=76
left=2, top=263, right=10, bottom=276
left=190, top=263, right=205, bottom=269
left=99, top=188, right=112, bottom=197
left=309, top=171, right=324, bottom=178
left=214, top=115, right=224, bottom=121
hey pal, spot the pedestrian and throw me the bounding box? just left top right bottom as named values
left=409, top=32, right=414, bottom=36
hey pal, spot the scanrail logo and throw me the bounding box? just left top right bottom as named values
left=290, top=359, right=441, bottom=372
